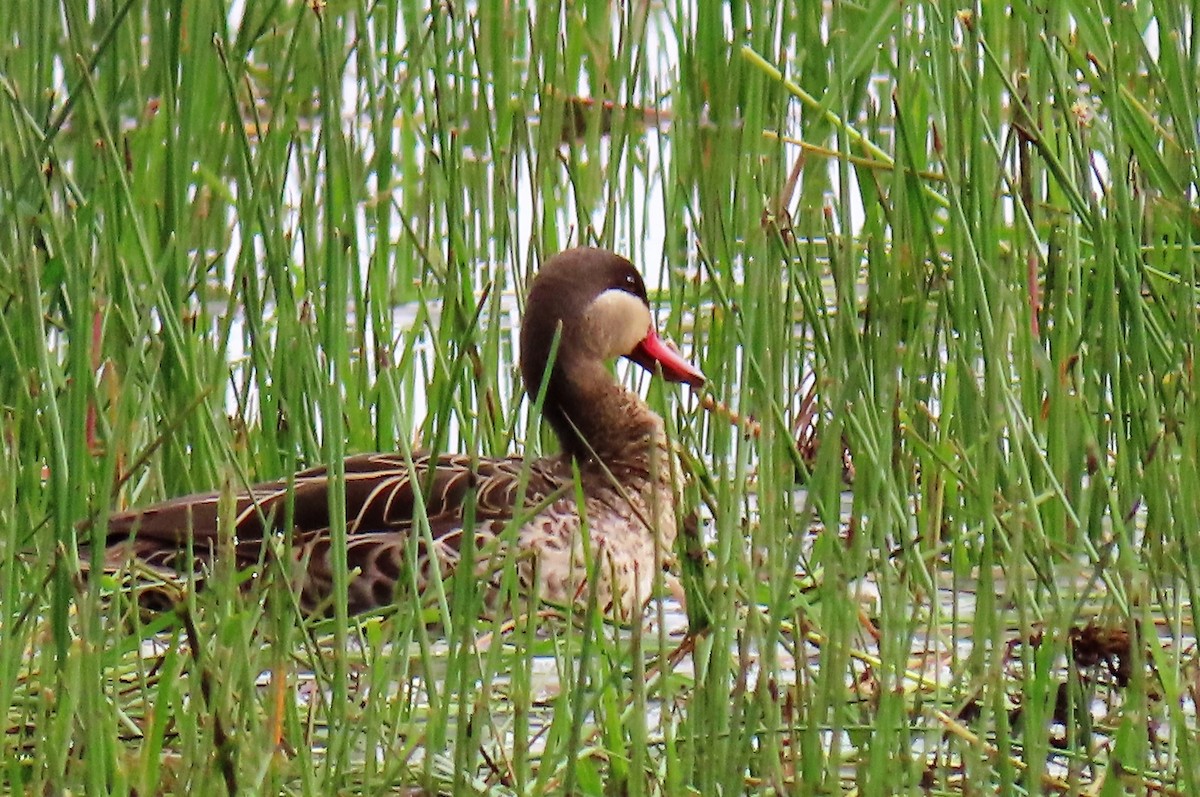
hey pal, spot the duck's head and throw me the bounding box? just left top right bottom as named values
left=520, top=249, right=704, bottom=453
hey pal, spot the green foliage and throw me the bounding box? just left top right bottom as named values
left=1, top=1, right=1197, bottom=794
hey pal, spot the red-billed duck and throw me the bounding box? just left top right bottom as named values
left=101, top=247, right=705, bottom=619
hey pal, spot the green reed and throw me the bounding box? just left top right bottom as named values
left=1, top=0, right=1198, bottom=794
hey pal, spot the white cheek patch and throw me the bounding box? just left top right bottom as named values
left=585, top=289, right=652, bottom=358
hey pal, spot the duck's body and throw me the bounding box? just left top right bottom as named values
left=101, top=248, right=703, bottom=619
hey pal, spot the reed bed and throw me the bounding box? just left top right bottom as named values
left=1, top=1, right=1197, bottom=794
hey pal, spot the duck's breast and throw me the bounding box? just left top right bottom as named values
left=515, top=467, right=677, bottom=618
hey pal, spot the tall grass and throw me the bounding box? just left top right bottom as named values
left=1, top=1, right=1197, bottom=794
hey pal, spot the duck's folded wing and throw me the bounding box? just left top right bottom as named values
left=101, top=451, right=557, bottom=560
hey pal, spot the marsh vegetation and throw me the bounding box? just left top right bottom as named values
left=1, top=1, right=1197, bottom=794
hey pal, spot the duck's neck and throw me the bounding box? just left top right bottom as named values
left=541, top=361, right=663, bottom=463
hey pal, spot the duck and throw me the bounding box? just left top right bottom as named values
left=100, top=247, right=705, bottom=619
